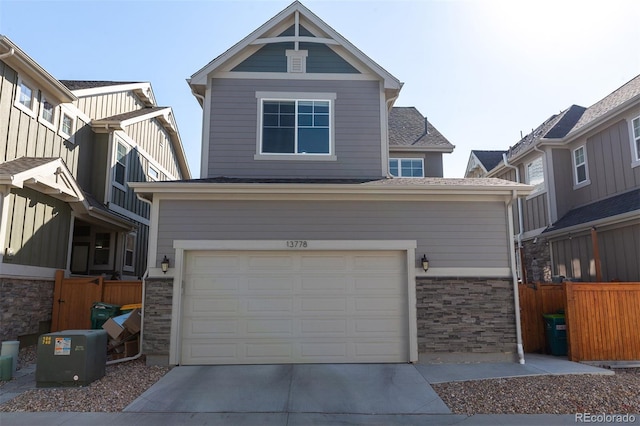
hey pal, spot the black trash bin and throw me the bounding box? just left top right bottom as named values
left=543, top=313, right=567, bottom=356
left=90, top=302, right=121, bottom=329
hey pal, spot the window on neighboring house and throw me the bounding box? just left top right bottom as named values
left=94, top=232, right=112, bottom=266
left=60, top=112, right=74, bottom=138
left=124, top=233, right=136, bottom=271
left=632, top=116, right=640, bottom=163
left=526, top=156, right=544, bottom=192
left=40, top=96, right=55, bottom=126
left=389, top=158, right=424, bottom=177
left=259, top=97, right=333, bottom=156
left=573, top=146, right=589, bottom=185
left=114, top=141, right=128, bottom=188
left=148, top=166, right=159, bottom=181
left=15, top=78, right=36, bottom=115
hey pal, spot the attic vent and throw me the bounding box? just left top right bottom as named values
left=286, top=49, right=308, bottom=73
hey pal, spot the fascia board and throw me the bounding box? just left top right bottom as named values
left=0, top=37, right=76, bottom=104
left=120, top=107, right=172, bottom=128
left=543, top=210, right=640, bottom=239
left=3, top=159, right=84, bottom=201
left=390, top=146, right=455, bottom=153
left=71, top=82, right=152, bottom=99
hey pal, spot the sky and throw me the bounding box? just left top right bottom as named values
left=1, top=0, right=638, bottom=178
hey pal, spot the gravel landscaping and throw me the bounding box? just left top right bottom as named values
left=1, top=346, right=638, bottom=414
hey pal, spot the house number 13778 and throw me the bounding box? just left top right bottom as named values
left=286, top=240, right=308, bottom=248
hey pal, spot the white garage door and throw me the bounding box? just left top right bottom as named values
left=180, top=250, right=409, bottom=365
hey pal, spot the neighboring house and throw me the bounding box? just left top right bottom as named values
left=466, top=75, right=640, bottom=283
left=388, top=107, right=454, bottom=178
left=0, top=36, right=190, bottom=343
left=132, top=1, right=531, bottom=366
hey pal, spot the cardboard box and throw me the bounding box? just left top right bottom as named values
left=124, top=337, right=139, bottom=357
left=102, top=309, right=141, bottom=340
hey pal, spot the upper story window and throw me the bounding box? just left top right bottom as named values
left=148, top=165, right=159, bottom=181
left=40, top=96, right=55, bottom=126
left=114, top=140, right=128, bottom=189
left=58, top=107, right=76, bottom=143
left=389, top=158, right=424, bottom=177
left=255, top=92, right=336, bottom=161
left=526, top=156, right=544, bottom=193
left=632, top=116, right=640, bottom=165
left=573, top=146, right=589, bottom=186
left=15, top=77, right=36, bottom=116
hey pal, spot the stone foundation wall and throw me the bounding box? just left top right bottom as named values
left=142, top=277, right=173, bottom=365
left=416, top=277, right=517, bottom=360
left=0, top=277, right=54, bottom=342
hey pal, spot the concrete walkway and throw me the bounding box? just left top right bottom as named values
left=1, top=355, right=630, bottom=426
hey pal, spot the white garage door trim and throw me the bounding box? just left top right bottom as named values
left=168, top=240, right=417, bottom=365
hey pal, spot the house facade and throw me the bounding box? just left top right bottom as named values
left=466, top=75, right=640, bottom=283
left=0, top=36, right=190, bottom=343
left=133, top=2, right=531, bottom=366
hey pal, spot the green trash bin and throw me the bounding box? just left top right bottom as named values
left=543, top=313, right=567, bottom=356
left=90, top=302, right=121, bottom=329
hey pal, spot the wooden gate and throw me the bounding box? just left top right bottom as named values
left=51, top=270, right=142, bottom=332
left=518, top=283, right=566, bottom=353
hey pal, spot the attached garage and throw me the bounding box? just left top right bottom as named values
left=171, top=241, right=417, bottom=365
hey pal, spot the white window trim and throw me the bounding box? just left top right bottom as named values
left=254, top=91, right=337, bottom=161
left=92, top=230, right=115, bottom=270
left=58, top=105, right=76, bottom=143
left=123, top=232, right=137, bottom=272
left=631, top=115, right=640, bottom=168
left=389, top=158, right=425, bottom=178
left=113, top=139, right=129, bottom=191
left=525, top=156, right=546, bottom=198
left=148, top=165, right=159, bottom=181
left=14, top=76, right=37, bottom=117
left=572, top=145, right=590, bottom=188
left=38, top=94, right=57, bottom=131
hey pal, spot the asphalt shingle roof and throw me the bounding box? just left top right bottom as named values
left=0, top=157, right=58, bottom=175
left=92, top=107, right=168, bottom=123
left=60, top=80, right=142, bottom=90
left=471, top=150, right=507, bottom=172
left=543, top=189, right=640, bottom=233
left=389, top=107, right=454, bottom=149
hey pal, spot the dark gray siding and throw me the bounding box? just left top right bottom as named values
left=551, top=223, right=640, bottom=282
left=4, top=188, right=71, bottom=268
left=554, top=119, right=640, bottom=219
left=110, top=147, right=150, bottom=219
left=156, top=199, right=510, bottom=269
left=207, top=78, right=384, bottom=179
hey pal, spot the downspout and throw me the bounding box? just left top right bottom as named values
left=508, top=190, right=526, bottom=364
left=502, top=153, right=524, bottom=280
left=106, top=268, right=147, bottom=365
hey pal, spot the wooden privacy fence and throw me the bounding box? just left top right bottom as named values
left=518, top=283, right=566, bottom=353
left=565, top=282, right=640, bottom=362
left=519, top=282, right=640, bottom=362
left=51, top=270, right=142, bottom=332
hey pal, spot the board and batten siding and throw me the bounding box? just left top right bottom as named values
left=0, top=61, right=80, bottom=171
left=156, top=199, right=510, bottom=269
left=4, top=187, right=71, bottom=268
left=74, top=91, right=145, bottom=121
left=552, top=224, right=640, bottom=282
left=553, top=118, right=640, bottom=219
left=124, top=120, right=182, bottom=179
left=207, top=78, right=384, bottom=179
left=110, top=148, right=151, bottom=220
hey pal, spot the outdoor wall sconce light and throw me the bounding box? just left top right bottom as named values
left=421, top=254, right=429, bottom=272
left=161, top=256, right=170, bottom=274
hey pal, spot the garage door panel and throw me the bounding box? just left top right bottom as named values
left=181, top=250, right=408, bottom=365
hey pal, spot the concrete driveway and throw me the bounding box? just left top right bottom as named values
left=124, top=364, right=451, bottom=415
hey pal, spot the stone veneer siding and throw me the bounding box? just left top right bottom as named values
left=522, top=239, right=552, bottom=283
left=0, top=277, right=54, bottom=342
left=142, top=277, right=173, bottom=364
left=416, top=277, right=517, bottom=356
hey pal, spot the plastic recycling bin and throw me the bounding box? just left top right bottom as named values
left=543, top=313, right=567, bottom=356
left=90, top=302, right=121, bottom=329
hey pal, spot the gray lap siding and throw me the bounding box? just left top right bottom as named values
left=208, top=78, right=384, bottom=179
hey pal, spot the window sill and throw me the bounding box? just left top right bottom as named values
left=14, top=101, right=37, bottom=118
left=632, top=159, right=640, bottom=168
left=38, top=116, right=57, bottom=132
left=573, top=179, right=591, bottom=190
left=254, top=154, right=337, bottom=161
